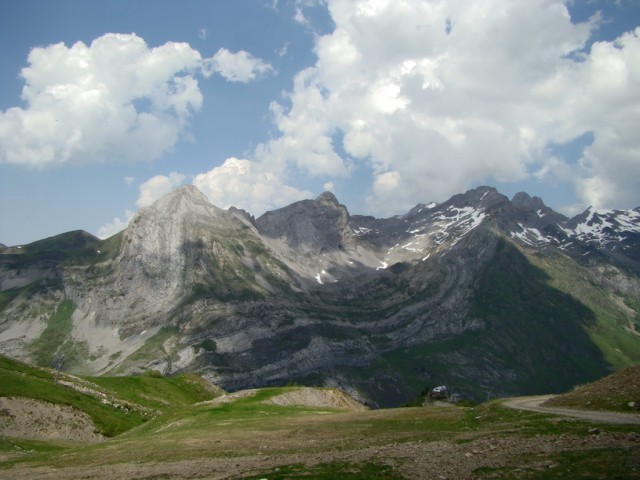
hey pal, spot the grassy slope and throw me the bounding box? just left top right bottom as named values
left=0, top=355, right=217, bottom=437
left=544, top=363, right=640, bottom=413
left=0, top=230, right=123, bottom=269
left=525, top=249, right=640, bottom=369
left=29, top=299, right=76, bottom=367
left=87, top=372, right=221, bottom=412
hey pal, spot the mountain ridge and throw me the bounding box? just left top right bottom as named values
left=1, top=185, right=639, bottom=406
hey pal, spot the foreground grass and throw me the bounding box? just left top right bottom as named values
left=2, top=394, right=638, bottom=474
left=475, top=447, right=640, bottom=479
left=239, top=461, right=406, bottom=479
left=1, top=355, right=639, bottom=478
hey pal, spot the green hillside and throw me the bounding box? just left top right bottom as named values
left=0, top=355, right=218, bottom=437
left=1, top=353, right=639, bottom=479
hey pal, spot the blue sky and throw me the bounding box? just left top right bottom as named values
left=1, top=0, right=639, bottom=246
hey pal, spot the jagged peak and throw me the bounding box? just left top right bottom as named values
left=448, top=186, right=508, bottom=209
left=404, top=202, right=438, bottom=218
left=227, top=206, right=256, bottom=228
left=511, top=192, right=547, bottom=211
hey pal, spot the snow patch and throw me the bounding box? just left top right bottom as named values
left=568, top=207, right=640, bottom=247
left=352, top=226, right=371, bottom=236
left=510, top=223, right=553, bottom=246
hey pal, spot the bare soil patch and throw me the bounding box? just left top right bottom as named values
left=0, top=396, right=103, bottom=442
left=264, top=387, right=369, bottom=410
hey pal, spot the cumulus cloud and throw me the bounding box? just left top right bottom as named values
left=137, top=172, right=187, bottom=208
left=0, top=33, right=203, bottom=168
left=193, top=157, right=311, bottom=215
left=0, top=33, right=272, bottom=168
left=257, top=0, right=640, bottom=212
left=202, top=48, right=274, bottom=83
left=97, top=209, right=134, bottom=239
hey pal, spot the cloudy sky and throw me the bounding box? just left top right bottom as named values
left=1, top=0, right=639, bottom=246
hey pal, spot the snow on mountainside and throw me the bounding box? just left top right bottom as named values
left=349, top=186, right=639, bottom=274
left=566, top=208, right=640, bottom=247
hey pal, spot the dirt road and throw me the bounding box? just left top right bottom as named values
left=503, top=395, right=640, bottom=425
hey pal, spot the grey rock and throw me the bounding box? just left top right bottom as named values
left=1, top=184, right=639, bottom=406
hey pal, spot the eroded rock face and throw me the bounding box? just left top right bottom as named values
left=1, top=185, right=639, bottom=406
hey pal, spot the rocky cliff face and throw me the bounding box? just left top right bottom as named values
left=1, top=185, right=639, bottom=406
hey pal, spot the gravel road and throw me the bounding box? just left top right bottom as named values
left=503, top=395, right=640, bottom=425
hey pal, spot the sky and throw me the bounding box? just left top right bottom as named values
left=1, top=0, right=639, bottom=246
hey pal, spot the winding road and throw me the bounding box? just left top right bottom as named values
left=503, top=395, right=640, bottom=425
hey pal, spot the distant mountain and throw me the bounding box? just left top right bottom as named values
left=1, top=185, right=639, bottom=406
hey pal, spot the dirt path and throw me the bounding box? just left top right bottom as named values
left=503, top=395, right=640, bottom=425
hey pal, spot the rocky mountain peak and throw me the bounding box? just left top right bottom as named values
left=316, top=191, right=340, bottom=206
left=140, top=184, right=214, bottom=219
left=511, top=192, right=547, bottom=211
left=444, top=186, right=509, bottom=213
left=256, top=193, right=354, bottom=255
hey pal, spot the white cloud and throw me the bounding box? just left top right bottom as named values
left=198, top=28, right=207, bottom=40
left=0, top=33, right=273, bottom=169
left=193, top=157, right=311, bottom=215
left=0, top=33, right=204, bottom=168
left=294, top=7, right=310, bottom=26
left=137, top=172, right=187, bottom=208
left=97, top=209, right=134, bottom=239
left=202, top=48, right=274, bottom=83
left=124, top=176, right=135, bottom=186
left=257, top=0, right=640, bottom=212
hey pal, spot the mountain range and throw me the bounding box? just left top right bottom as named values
left=1, top=185, right=639, bottom=406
